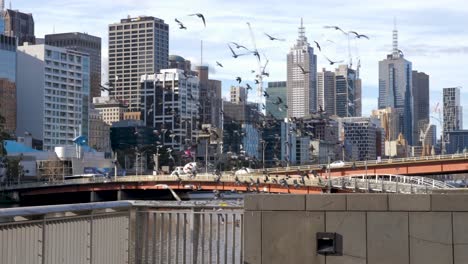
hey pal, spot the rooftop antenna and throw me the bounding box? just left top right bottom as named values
left=53, top=24, right=55, bottom=34
left=9, top=0, right=11, bottom=10
left=0, top=0, right=4, bottom=11
left=392, top=17, right=399, bottom=58
left=200, top=40, right=203, bottom=66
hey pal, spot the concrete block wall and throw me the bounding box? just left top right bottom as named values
left=244, top=194, right=468, bottom=264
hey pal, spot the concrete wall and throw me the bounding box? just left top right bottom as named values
left=244, top=194, right=468, bottom=264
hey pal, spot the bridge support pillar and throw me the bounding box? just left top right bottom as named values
left=117, top=190, right=130, bottom=201
left=90, top=191, right=104, bottom=202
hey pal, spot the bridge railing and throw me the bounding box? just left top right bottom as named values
left=249, top=152, right=468, bottom=174
left=0, top=200, right=244, bottom=264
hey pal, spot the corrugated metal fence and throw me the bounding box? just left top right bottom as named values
left=0, top=201, right=244, bottom=264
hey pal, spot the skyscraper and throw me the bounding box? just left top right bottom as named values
left=378, top=24, right=413, bottom=145
left=195, top=65, right=222, bottom=129
left=0, top=1, right=5, bottom=33
left=108, top=16, right=169, bottom=112
left=317, top=69, right=335, bottom=115
left=266, top=81, right=287, bottom=120
left=335, top=65, right=357, bottom=117
left=230, top=86, right=247, bottom=104
left=17, top=44, right=90, bottom=150
left=287, top=18, right=317, bottom=118
left=0, top=34, right=16, bottom=135
left=412, top=71, right=429, bottom=145
left=140, top=69, right=199, bottom=151
left=2, top=9, right=35, bottom=45
left=443, top=87, right=463, bottom=132
left=45, top=33, right=102, bottom=99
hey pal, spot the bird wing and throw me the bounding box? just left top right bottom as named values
left=199, top=14, right=206, bottom=27
left=359, top=34, right=369, bottom=39
left=175, top=18, right=181, bottom=24
left=349, top=31, right=359, bottom=36
left=228, top=44, right=236, bottom=56
left=264, top=33, right=273, bottom=39
left=314, top=41, right=321, bottom=51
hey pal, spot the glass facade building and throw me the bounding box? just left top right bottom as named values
left=0, top=34, right=17, bottom=134
left=266, top=81, right=287, bottom=120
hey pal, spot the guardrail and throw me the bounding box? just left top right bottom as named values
left=0, top=200, right=244, bottom=264
left=249, top=152, right=468, bottom=174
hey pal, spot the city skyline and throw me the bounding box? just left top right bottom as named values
left=7, top=0, right=468, bottom=127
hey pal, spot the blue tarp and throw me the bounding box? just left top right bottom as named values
left=3, top=140, right=42, bottom=154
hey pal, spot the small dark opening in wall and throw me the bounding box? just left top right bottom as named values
left=317, top=232, right=343, bottom=256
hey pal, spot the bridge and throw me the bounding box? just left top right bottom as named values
left=0, top=172, right=455, bottom=205
left=251, top=153, right=468, bottom=176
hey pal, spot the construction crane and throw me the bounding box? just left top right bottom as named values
left=246, top=22, right=264, bottom=98
left=431, top=102, right=448, bottom=155
left=419, top=123, right=433, bottom=156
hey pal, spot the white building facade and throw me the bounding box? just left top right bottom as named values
left=17, top=44, right=90, bottom=151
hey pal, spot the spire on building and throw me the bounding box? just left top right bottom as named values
left=392, top=17, right=400, bottom=59
left=297, top=17, right=308, bottom=46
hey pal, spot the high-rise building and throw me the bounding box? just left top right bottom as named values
left=287, top=18, right=317, bottom=118
left=0, top=34, right=16, bottom=135
left=0, top=1, right=5, bottom=33
left=17, top=44, right=90, bottom=150
left=223, top=101, right=260, bottom=124
left=230, top=86, right=247, bottom=104
left=443, top=87, right=463, bottom=132
left=169, top=55, right=192, bottom=74
left=108, top=16, right=169, bottom=112
left=45, top=33, right=102, bottom=98
left=266, top=81, right=287, bottom=120
left=355, top=78, right=362, bottom=117
left=371, top=107, right=400, bottom=141
left=317, top=69, right=335, bottom=115
left=195, top=65, right=222, bottom=129
left=337, top=117, right=383, bottom=161
left=140, top=69, right=199, bottom=151
left=88, top=108, right=111, bottom=152
left=378, top=24, right=413, bottom=145
left=335, top=65, right=357, bottom=117
left=446, top=130, right=468, bottom=154
left=2, top=9, right=35, bottom=45
left=93, top=97, right=128, bottom=126
left=411, top=71, right=429, bottom=145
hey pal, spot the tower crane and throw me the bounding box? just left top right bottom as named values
left=246, top=22, right=265, bottom=98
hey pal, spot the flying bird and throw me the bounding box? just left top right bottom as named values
left=324, top=25, right=347, bottom=34
left=313, top=41, right=321, bottom=52
left=264, top=33, right=285, bottom=41
left=324, top=56, right=344, bottom=65
left=263, top=91, right=269, bottom=98
left=175, top=18, right=187, bottom=30
left=236, top=77, right=242, bottom=84
left=216, top=61, right=223, bottom=67
left=230, top=42, right=249, bottom=50
left=252, top=50, right=261, bottom=61
left=349, top=31, right=370, bottom=39
left=188, top=13, right=206, bottom=27
left=297, top=64, right=309, bottom=74
left=228, top=44, right=247, bottom=58
left=246, top=83, right=252, bottom=90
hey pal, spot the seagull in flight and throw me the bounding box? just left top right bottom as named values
left=297, top=64, right=309, bottom=74
left=216, top=61, right=223, bottom=67
left=323, top=25, right=347, bottom=35
left=324, top=56, right=344, bottom=65
left=313, top=41, right=321, bottom=52
left=236, top=77, right=242, bottom=84
left=188, top=13, right=206, bottom=27
left=228, top=44, right=247, bottom=58
left=230, top=42, right=249, bottom=51
left=175, top=18, right=187, bottom=30
left=264, top=33, right=285, bottom=41
left=348, top=31, right=369, bottom=39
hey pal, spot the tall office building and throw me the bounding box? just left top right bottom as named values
left=140, top=69, right=199, bottom=151
left=230, top=86, right=247, bottom=104
left=169, top=55, right=193, bottom=73
left=378, top=24, right=413, bottom=145
left=443, top=87, right=463, bottom=132
left=317, top=69, right=335, bottom=115
left=335, top=65, right=357, bottom=117
left=17, top=44, right=90, bottom=150
left=355, top=78, right=362, bottom=116
left=371, top=107, right=400, bottom=141
left=412, top=71, right=429, bottom=145
left=45, top=33, right=102, bottom=98
left=287, top=18, right=317, bottom=118
left=108, top=16, right=169, bottom=112
left=0, top=1, right=4, bottom=33
left=0, top=34, right=16, bottom=135
left=2, top=9, right=35, bottom=45
left=337, top=117, right=383, bottom=161
left=93, top=97, right=128, bottom=126
left=266, top=81, right=287, bottom=120
left=195, top=65, right=222, bottom=129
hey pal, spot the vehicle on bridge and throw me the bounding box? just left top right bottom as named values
left=327, top=160, right=346, bottom=169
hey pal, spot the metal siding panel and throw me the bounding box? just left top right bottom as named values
left=91, top=214, right=129, bottom=264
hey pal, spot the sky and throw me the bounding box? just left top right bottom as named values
left=9, top=0, right=468, bottom=129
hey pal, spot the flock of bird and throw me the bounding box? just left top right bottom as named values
left=148, top=13, right=371, bottom=183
